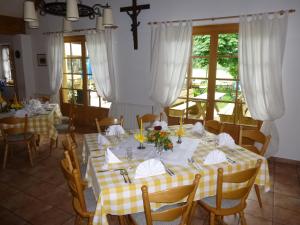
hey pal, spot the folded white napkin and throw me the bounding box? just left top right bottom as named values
left=15, top=109, right=29, bottom=117
left=217, top=133, right=236, bottom=149
left=97, top=134, right=109, bottom=148
left=105, top=148, right=122, bottom=164
left=203, top=149, right=227, bottom=165
left=106, top=125, right=125, bottom=136
left=152, top=120, right=168, bottom=131
left=192, top=122, right=204, bottom=135
left=135, top=159, right=166, bottom=179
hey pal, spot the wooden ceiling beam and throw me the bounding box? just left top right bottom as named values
left=0, top=15, right=25, bottom=35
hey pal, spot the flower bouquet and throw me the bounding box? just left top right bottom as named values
left=147, top=126, right=173, bottom=151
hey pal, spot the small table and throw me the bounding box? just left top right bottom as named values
left=83, top=125, right=270, bottom=225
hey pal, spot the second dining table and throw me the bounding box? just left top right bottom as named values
left=82, top=124, right=270, bottom=225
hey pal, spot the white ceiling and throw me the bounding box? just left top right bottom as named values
left=0, top=0, right=24, bottom=17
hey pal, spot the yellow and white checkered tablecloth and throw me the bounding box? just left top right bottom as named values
left=83, top=126, right=270, bottom=225
left=0, top=104, right=61, bottom=140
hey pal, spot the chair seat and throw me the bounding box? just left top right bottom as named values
left=80, top=163, right=87, bottom=178
left=7, top=132, right=34, bottom=142
left=131, top=204, right=182, bottom=225
left=61, top=116, right=70, bottom=124
left=84, top=187, right=97, bottom=212
left=201, top=196, right=241, bottom=209
left=55, top=123, right=69, bottom=133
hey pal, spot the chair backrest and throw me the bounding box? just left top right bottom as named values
left=239, top=127, right=271, bottom=156
left=215, top=159, right=262, bottom=210
left=60, top=151, right=88, bottom=212
left=95, top=116, right=124, bottom=133
left=62, top=134, right=82, bottom=177
left=204, top=120, right=224, bottom=135
left=0, top=115, right=28, bottom=138
left=136, top=113, right=163, bottom=129
left=142, top=174, right=200, bottom=225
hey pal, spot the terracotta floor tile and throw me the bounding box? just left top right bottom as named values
left=29, top=207, right=72, bottom=225
left=0, top=192, right=37, bottom=211
left=273, top=206, right=300, bottom=224
left=245, top=199, right=273, bottom=220
left=274, top=192, right=300, bottom=213
left=0, top=210, right=30, bottom=225
left=23, top=180, right=57, bottom=199
left=248, top=187, right=274, bottom=206
left=274, top=180, right=300, bottom=197
left=244, top=213, right=272, bottom=225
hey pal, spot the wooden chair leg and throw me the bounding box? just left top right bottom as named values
left=75, top=215, right=82, bottom=225
left=50, top=138, right=55, bottom=154
left=36, top=134, right=40, bottom=147
left=187, top=202, right=197, bottom=225
left=2, top=144, right=9, bottom=169
left=239, top=211, right=247, bottom=225
left=118, top=215, right=127, bottom=225
left=87, top=216, right=93, bottom=225
left=70, top=132, right=77, bottom=147
left=55, top=136, right=59, bottom=148
left=27, top=142, right=34, bottom=167
left=209, top=212, right=215, bottom=225
left=254, top=184, right=262, bottom=208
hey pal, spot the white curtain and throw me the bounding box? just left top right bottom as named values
left=239, top=12, right=288, bottom=157
left=47, top=33, right=64, bottom=103
left=86, top=30, right=116, bottom=102
left=149, top=21, right=192, bottom=112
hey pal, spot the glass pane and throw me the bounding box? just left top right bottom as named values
left=88, top=74, right=96, bottom=91
left=72, top=59, right=82, bottom=74
left=190, top=79, right=208, bottom=99
left=62, top=74, right=72, bottom=88
left=74, top=90, right=84, bottom=104
left=192, top=58, right=209, bottom=78
left=64, top=59, right=72, bottom=73
left=215, top=80, right=237, bottom=102
left=101, top=98, right=111, bottom=109
left=86, top=58, right=92, bottom=74
left=73, top=74, right=83, bottom=89
left=62, top=89, right=73, bottom=103
left=192, top=35, right=210, bottom=56
left=71, top=43, right=82, bottom=56
left=64, top=43, right=71, bottom=56
left=215, top=102, right=235, bottom=122
left=86, top=43, right=89, bottom=57
left=217, top=33, right=238, bottom=56
left=89, top=91, right=100, bottom=107
left=216, top=57, right=238, bottom=79
left=177, top=79, right=188, bottom=99
left=169, top=100, right=186, bottom=117
left=187, top=101, right=207, bottom=120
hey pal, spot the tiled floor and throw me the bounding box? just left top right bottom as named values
left=0, top=132, right=300, bottom=225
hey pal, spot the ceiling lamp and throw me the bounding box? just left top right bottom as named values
left=23, top=0, right=115, bottom=30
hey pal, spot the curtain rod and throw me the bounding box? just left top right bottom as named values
left=148, top=9, right=296, bottom=25
left=42, top=26, right=118, bottom=35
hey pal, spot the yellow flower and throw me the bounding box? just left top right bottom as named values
left=134, top=133, right=146, bottom=143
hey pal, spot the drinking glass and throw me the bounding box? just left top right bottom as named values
left=126, top=147, right=133, bottom=161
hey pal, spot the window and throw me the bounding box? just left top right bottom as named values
left=61, top=36, right=111, bottom=108
left=169, top=24, right=256, bottom=126
left=0, top=45, right=14, bottom=85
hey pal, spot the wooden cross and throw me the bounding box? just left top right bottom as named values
left=120, top=0, right=150, bottom=50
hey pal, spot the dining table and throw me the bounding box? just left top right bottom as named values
left=0, top=103, right=62, bottom=142
left=82, top=124, right=270, bottom=225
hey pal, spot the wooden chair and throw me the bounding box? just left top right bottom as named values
left=136, top=113, right=163, bottom=129
left=62, top=134, right=87, bottom=179
left=239, top=127, right=271, bottom=208
left=60, top=151, right=96, bottom=225
left=204, top=120, right=224, bottom=135
left=54, top=107, right=76, bottom=150
left=199, top=159, right=262, bottom=225
left=130, top=174, right=201, bottom=225
left=0, top=115, right=36, bottom=168
left=95, top=116, right=124, bottom=133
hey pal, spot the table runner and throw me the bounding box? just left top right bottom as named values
left=83, top=126, right=270, bottom=225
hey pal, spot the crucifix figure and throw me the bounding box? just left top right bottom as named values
left=120, top=0, right=150, bottom=50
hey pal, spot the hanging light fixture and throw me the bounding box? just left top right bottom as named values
left=24, top=1, right=37, bottom=22
left=63, top=18, right=72, bottom=32
left=66, top=0, right=79, bottom=21
left=23, top=0, right=115, bottom=31
left=29, top=20, right=39, bottom=29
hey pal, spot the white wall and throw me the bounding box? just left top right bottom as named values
left=28, top=0, right=300, bottom=160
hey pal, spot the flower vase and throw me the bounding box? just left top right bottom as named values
left=137, top=142, right=145, bottom=149
left=177, top=136, right=182, bottom=144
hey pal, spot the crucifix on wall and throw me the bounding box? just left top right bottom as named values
left=120, top=0, right=150, bottom=50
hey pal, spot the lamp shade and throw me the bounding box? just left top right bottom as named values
left=29, top=20, right=39, bottom=29
left=63, top=18, right=72, bottom=32
left=66, top=0, right=79, bottom=21
left=24, top=1, right=37, bottom=22
left=103, top=7, right=114, bottom=26
left=96, top=16, right=105, bottom=31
